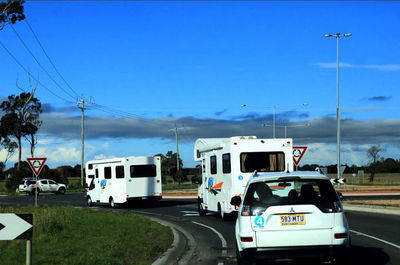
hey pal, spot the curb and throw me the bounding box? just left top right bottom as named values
left=343, top=204, right=400, bottom=216
left=162, top=194, right=197, bottom=199
left=141, top=216, right=196, bottom=265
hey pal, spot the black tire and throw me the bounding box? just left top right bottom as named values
left=236, top=243, right=252, bottom=265
left=218, top=203, right=228, bottom=221
left=198, top=198, right=206, bottom=216
left=110, top=197, right=116, bottom=208
left=87, top=196, right=93, bottom=207
left=58, top=187, right=66, bottom=194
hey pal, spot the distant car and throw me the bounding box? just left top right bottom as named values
left=231, top=170, right=350, bottom=265
left=18, top=179, right=67, bottom=195
left=18, top=179, right=37, bottom=195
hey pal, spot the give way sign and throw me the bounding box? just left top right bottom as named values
left=27, top=157, right=47, bottom=176
left=293, top=146, right=307, bottom=166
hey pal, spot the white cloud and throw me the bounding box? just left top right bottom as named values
left=314, top=62, right=400, bottom=71
left=93, top=154, right=116, bottom=160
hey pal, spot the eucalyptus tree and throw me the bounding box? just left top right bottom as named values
left=0, top=92, right=42, bottom=170
left=0, top=0, right=25, bottom=31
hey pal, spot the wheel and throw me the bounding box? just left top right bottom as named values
left=58, top=187, right=66, bottom=194
left=87, top=196, right=93, bottom=207
left=236, top=243, right=252, bottom=265
left=198, top=198, right=206, bottom=216
left=110, top=197, right=116, bottom=208
left=218, top=203, right=228, bottom=221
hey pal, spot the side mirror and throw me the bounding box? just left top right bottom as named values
left=230, top=196, right=242, bottom=206
left=338, top=192, right=344, bottom=201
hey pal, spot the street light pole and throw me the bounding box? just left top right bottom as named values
left=273, top=106, right=276, bottom=138
left=325, top=32, right=351, bottom=184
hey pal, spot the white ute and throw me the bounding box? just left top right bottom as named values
left=231, top=170, right=350, bottom=265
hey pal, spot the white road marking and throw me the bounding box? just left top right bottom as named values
left=350, top=229, right=400, bottom=249
left=192, top=221, right=227, bottom=265
left=181, top=210, right=200, bottom=217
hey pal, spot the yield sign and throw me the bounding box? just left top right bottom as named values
left=0, top=213, right=33, bottom=240
left=293, top=146, right=308, bottom=166
left=27, top=157, right=47, bottom=176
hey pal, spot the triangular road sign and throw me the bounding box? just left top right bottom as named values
left=27, top=157, right=47, bottom=176
left=293, top=146, right=308, bottom=166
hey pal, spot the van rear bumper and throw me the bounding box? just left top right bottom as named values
left=241, top=245, right=348, bottom=261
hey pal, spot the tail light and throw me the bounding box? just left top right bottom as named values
left=241, top=205, right=266, bottom=216
left=320, top=201, right=343, bottom=213
left=240, top=237, right=253, bottom=242
left=335, top=232, right=348, bottom=239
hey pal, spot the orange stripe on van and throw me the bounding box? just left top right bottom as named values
left=212, top=182, right=224, bottom=190
left=270, top=185, right=285, bottom=189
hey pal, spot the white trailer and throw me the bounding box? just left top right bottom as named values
left=85, top=156, right=162, bottom=207
left=194, top=136, right=294, bottom=220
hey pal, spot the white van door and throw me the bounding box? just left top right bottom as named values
left=127, top=163, right=157, bottom=198
left=88, top=167, right=101, bottom=203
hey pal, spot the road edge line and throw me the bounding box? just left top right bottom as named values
left=350, top=229, right=400, bottom=249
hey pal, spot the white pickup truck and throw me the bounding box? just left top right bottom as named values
left=19, top=179, right=67, bottom=195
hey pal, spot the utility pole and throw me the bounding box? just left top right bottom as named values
left=77, top=96, right=92, bottom=187
left=168, top=126, right=184, bottom=172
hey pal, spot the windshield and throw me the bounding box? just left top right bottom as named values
left=242, top=179, right=339, bottom=215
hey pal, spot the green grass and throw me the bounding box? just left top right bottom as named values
left=0, top=206, right=173, bottom=265
left=163, top=181, right=198, bottom=190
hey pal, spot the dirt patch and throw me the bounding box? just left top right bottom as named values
left=343, top=199, right=400, bottom=207
left=337, top=185, right=400, bottom=192
left=163, top=188, right=197, bottom=195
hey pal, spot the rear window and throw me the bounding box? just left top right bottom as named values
left=240, top=152, right=285, bottom=172
left=243, top=179, right=339, bottom=215
left=130, top=165, right=156, bottom=178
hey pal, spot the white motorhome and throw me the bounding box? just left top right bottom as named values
left=85, top=156, right=162, bottom=207
left=194, top=136, right=294, bottom=220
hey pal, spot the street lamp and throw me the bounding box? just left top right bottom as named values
left=242, top=103, right=308, bottom=138
left=325, top=32, right=351, bottom=184
left=262, top=123, right=310, bottom=138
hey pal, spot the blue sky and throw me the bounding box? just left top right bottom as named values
left=1, top=1, right=399, bottom=169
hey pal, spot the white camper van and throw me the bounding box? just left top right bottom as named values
left=194, top=136, right=294, bottom=220
left=85, top=156, right=162, bottom=207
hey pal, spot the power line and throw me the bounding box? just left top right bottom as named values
left=10, top=24, right=77, bottom=100
left=91, top=103, right=172, bottom=127
left=0, top=40, right=75, bottom=103
left=24, top=19, right=80, bottom=98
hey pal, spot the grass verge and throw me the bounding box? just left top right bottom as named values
left=0, top=206, right=173, bottom=265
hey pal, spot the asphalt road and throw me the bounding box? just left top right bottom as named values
left=1, top=193, right=399, bottom=265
